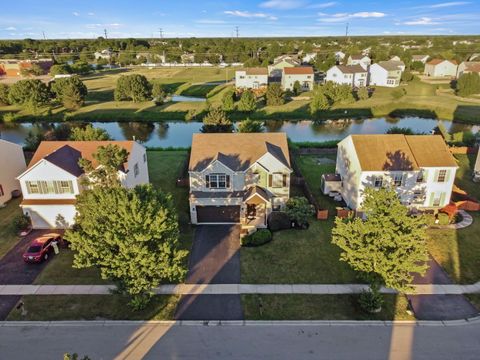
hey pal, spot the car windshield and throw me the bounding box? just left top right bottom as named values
left=26, top=246, right=42, bottom=253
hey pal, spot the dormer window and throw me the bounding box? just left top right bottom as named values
left=206, top=173, right=230, bottom=189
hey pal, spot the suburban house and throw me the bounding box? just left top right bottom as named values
left=330, top=134, right=458, bottom=211
left=0, top=59, right=53, bottom=77
left=302, top=52, right=317, bottom=64
left=335, top=51, right=346, bottom=62
left=368, top=61, right=404, bottom=87
left=281, top=66, right=314, bottom=91
left=457, top=61, right=480, bottom=77
left=346, top=55, right=371, bottom=70
left=188, top=133, right=292, bottom=233
left=326, top=65, right=368, bottom=87
left=424, top=59, right=458, bottom=77
left=268, top=55, right=300, bottom=77
left=17, top=141, right=149, bottom=229
left=0, top=140, right=26, bottom=206
left=412, top=55, right=430, bottom=64
left=94, top=49, right=113, bottom=61
left=474, top=148, right=480, bottom=182
left=235, top=68, right=269, bottom=89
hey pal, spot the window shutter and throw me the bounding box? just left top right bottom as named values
left=401, top=174, right=406, bottom=186
left=429, top=192, right=435, bottom=206
left=26, top=181, right=31, bottom=194
left=268, top=175, right=273, bottom=187
left=439, top=192, right=446, bottom=207
left=434, top=170, right=440, bottom=182
left=282, top=174, right=287, bottom=187
left=444, top=170, right=451, bottom=183
left=205, top=175, right=210, bottom=188
left=226, top=175, right=230, bottom=188
left=68, top=181, right=74, bottom=193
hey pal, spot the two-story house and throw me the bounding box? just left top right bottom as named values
left=235, top=68, right=269, bottom=89
left=17, top=141, right=149, bottom=229
left=346, top=55, right=371, bottom=70
left=326, top=65, right=368, bottom=87
left=368, top=61, right=404, bottom=87
left=424, top=59, right=458, bottom=77
left=0, top=139, right=26, bottom=206
left=332, top=135, right=458, bottom=212
left=281, top=66, right=314, bottom=91
left=188, top=133, right=292, bottom=233
left=268, top=55, right=300, bottom=78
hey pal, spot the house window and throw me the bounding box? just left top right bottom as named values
left=373, top=176, right=383, bottom=188
left=239, top=75, right=245, bottom=79
left=26, top=181, right=40, bottom=194
left=0, top=184, right=3, bottom=197
left=437, top=170, right=447, bottom=182
left=413, top=190, right=424, bottom=203
left=206, top=173, right=230, bottom=189
left=271, top=173, right=285, bottom=188
left=25, top=180, right=74, bottom=194
left=134, top=163, right=139, bottom=177
left=392, top=173, right=403, bottom=187
left=58, top=181, right=73, bottom=194
left=416, top=171, right=425, bottom=183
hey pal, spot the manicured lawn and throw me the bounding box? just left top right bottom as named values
left=6, top=295, right=179, bottom=321
left=241, top=219, right=359, bottom=284
left=0, top=198, right=23, bottom=260
left=465, top=295, right=480, bottom=312
left=242, top=294, right=414, bottom=320
left=36, top=150, right=193, bottom=284
left=454, top=154, right=480, bottom=200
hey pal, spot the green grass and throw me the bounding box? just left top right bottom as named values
left=0, top=198, right=23, bottom=260
left=454, top=154, right=480, bottom=200
left=36, top=150, right=193, bottom=284
left=241, top=219, right=359, bottom=284
left=6, top=295, right=179, bottom=321
left=242, top=294, right=415, bottom=320
left=465, top=294, right=480, bottom=311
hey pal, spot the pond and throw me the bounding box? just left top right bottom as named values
left=170, top=95, right=206, bottom=102
left=0, top=117, right=478, bottom=148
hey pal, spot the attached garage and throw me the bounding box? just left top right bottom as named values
left=196, top=205, right=240, bottom=224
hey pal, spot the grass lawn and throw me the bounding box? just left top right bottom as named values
left=6, top=295, right=179, bottom=321
left=0, top=198, right=22, bottom=260
left=242, top=294, right=414, bottom=320
left=453, top=154, right=480, bottom=200
left=465, top=295, right=480, bottom=312
left=241, top=219, right=359, bottom=284
left=36, top=150, right=193, bottom=284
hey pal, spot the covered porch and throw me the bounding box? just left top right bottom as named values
left=241, top=186, right=271, bottom=234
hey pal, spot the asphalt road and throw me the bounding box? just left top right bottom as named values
left=0, top=321, right=479, bottom=360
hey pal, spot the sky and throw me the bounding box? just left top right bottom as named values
left=0, top=0, right=479, bottom=39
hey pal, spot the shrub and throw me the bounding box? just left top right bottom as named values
left=50, top=76, right=88, bottom=110
left=13, top=214, right=31, bottom=232
left=286, top=197, right=315, bottom=228
left=456, top=72, right=480, bottom=97
left=293, top=80, right=302, bottom=96
left=356, top=87, right=369, bottom=101
left=237, top=118, right=264, bottom=133
left=0, top=83, right=10, bottom=105
left=358, top=284, right=384, bottom=313
left=241, top=229, right=272, bottom=247
left=2, top=112, right=20, bottom=122
left=237, top=90, right=257, bottom=112
left=8, top=79, right=51, bottom=110
left=386, top=126, right=415, bottom=135
left=267, top=211, right=292, bottom=231
left=114, top=74, right=151, bottom=102
left=221, top=88, right=235, bottom=111
left=266, top=83, right=285, bottom=106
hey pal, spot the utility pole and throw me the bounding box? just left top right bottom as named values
left=345, top=23, right=350, bottom=43
left=42, top=31, right=46, bottom=40
left=235, top=26, right=239, bottom=38
left=159, top=28, right=163, bottom=39
left=104, top=28, right=108, bottom=39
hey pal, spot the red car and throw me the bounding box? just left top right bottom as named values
left=22, top=233, right=62, bottom=263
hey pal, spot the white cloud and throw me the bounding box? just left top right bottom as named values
left=4, top=26, right=17, bottom=31
left=260, top=0, right=306, bottom=9
left=403, top=17, right=439, bottom=25
left=318, top=11, right=386, bottom=22
left=425, top=1, right=470, bottom=8
left=196, top=19, right=227, bottom=24
left=88, top=12, right=95, bottom=16
left=308, top=2, right=337, bottom=9
left=72, top=12, right=80, bottom=16
left=224, top=10, right=277, bottom=20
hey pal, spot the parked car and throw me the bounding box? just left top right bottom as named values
left=22, top=233, right=62, bottom=263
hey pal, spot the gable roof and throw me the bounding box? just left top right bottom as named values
left=377, top=60, right=405, bottom=71
left=347, top=135, right=457, bottom=171
left=336, top=64, right=367, bottom=74
left=284, top=66, right=314, bottom=75
left=412, top=54, right=429, bottom=60
left=427, top=59, right=457, bottom=66
left=462, top=61, right=480, bottom=73
left=242, top=68, right=268, bottom=76
left=350, top=54, right=368, bottom=60
left=189, top=133, right=290, bottom=172
left=28, top=141, right=136, bottom=176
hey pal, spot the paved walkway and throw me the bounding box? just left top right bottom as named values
left=1, top=282, right=479, bottom=295
left=430, top=210, right=473, bottom=230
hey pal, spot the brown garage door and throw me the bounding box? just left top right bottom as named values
left=196, top=205, right=240, bottom=223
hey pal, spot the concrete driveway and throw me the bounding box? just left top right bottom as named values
left=175, top=225, right=243, bottom=320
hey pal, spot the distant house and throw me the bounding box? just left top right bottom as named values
left=412, top=55, right=430, bottom=64
left=181, top=53, right=195, bottom=64
left=368, top=61, right=404, bottom=87
left=424, top=59, right=458, bottom=77
left=268, top=55, right=300, bottom=77
left=0, top=59, right=53, bottom=77
left=188, top=133, right=292, bottom=233
left=17, top=141, right=149, bottom=229
left=0, top=140, right=26, bottom=206
left=94, top=49, right=113, bottom=60
left=302, top=52, right=317, bottom=64
left=390, top=56, right=401, bottom=62
left=457, top=61, right=480, bottom=77
left=347, top=55, right=371, bottom=70
left=235, top=68, right=269, bottom=89
left=468, top=53, right=480, bottom=61
left=281, top=66, right=314, bottom=92
left=334, top=135, right=458, bottom=211
left=335, top=51, right=346, bottom=62
left=326, top=65, right=368, bottom=87
left=136, top=52, right=165, bottom=63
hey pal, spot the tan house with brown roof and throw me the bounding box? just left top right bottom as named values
left=457, top=61, right=480, bottom=77
left=17, top=141, right=149, bottom=229
left=235, top=68, right=268, bottom=89
left=268, top=55, right=300, bottom=77
left=332, top=134, right=458, bottom=211
left=188, top=133, right=292, bottom=233
left=281, top=66, right=314, bottom=91
left=424, top=59, right=458, bottom=77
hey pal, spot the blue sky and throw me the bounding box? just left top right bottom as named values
left=1, top=0, right=479, bottom=39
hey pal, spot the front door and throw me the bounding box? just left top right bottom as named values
left=246, top=204, right=257, bottom=219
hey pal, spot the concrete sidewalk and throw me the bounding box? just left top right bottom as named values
left=1, top=283, right=480, bottom=296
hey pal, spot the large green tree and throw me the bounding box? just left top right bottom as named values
left=310, top=86, right=330, bottom=115
left=201, top=107, right=233, bottom=133
left=50, top=76, right=88, bottom=110
left=237, top=89, right=257, bottom=112
left=456, top=72, right=480, bottom=97
left=237, top=118, right=264, bottom=133
left=114, top=74, right=151, bottom=102
left=8, top=79, right=51, bottom=111
left=266, top=83, right=285, bottom=106
left=65, top=184, right=187, bottom=308
left=70, top=124, right=111, bottom=141
left=332, top=187, right=429, bottom=292
left=0, top=83, right=9, bottom=106
left=221, top=88, right=235, bottom=111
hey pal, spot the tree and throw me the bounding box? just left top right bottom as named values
left=70, top=124, right=111, bottom=141
left=30, top=64, right=45, bottom=76
left=293, top=80, right=302, bottom=96
left=310, top=86, right=330, bottom=115
left=78, top=144, right=129, bottom=188
left=8, top=79, right=51, bottom=111
left=50, top=76, right=88, bottom=110
left=49, top=64, right=72, bottom=76
left=237, top=118, right=264, bottom=133
left=386, top=126, right=415, bottom=135
left=401, top=70, right=414, bottom=82
left=237, top=90, right=257, bottom=112
left=285, top=197, right=314, bottom=228
left=65, top=184, right=187, bottom=308
left=151, top=80, right=167, bottom=103
left=332, top=187, right=429, bottom=293
left=70, top=61, right=92, bottom=75
left=456, top=72, right=480, bottom=97
left=201, top=107, right=233, bottom=133
left=221, top=88, right=235, bottom=111
left=114, top=74, right=151, bottom=102
left=266, top=83, right=285, bottom=106
left=0, top=84, right=9, bottom=106
left=356, top=87, right=369, bottom=101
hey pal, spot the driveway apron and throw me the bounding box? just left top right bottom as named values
left=175, top=225, right=243, bottom=320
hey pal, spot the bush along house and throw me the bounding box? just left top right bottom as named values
left=188, top=133, right=292, bottom=235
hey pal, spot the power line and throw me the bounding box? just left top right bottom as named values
left=159, top=28, right=163, bottom=39
left=235, top=26, right=239, bottom=38
left=104, top=29, right=108, bottom=39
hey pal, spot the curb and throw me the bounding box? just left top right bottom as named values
left=1, top=316, right=479, bottom=328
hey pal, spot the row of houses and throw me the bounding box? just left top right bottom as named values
left=1, top=132, right=466, bottom=233
left=424, top=59, right=480, bottom=78
left=235, top=66, right=315, bottom=91
left=0, top=58, right=53, bottom=77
